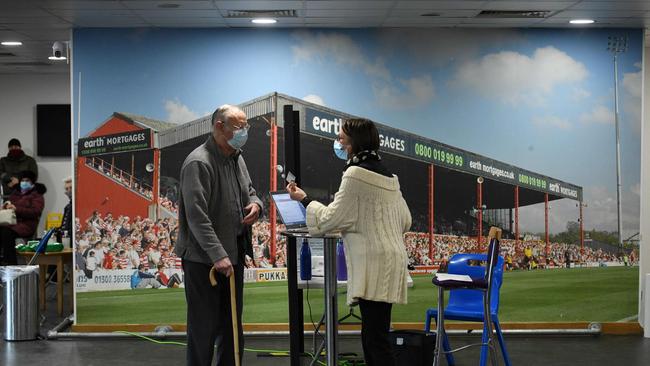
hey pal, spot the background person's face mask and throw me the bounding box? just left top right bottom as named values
left=20, top=181, right=33, bottom=192
left=333, top=140, right=348, bottom=160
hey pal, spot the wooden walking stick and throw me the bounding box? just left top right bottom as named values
left=209, top=267, right=241, bottom=366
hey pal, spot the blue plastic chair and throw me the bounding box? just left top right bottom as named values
left=425, top=237, right=511, bottom=366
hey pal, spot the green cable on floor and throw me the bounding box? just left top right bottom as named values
left=113, top=331, right=360, bottom=366
left=113, top=331, right=188, bottom=346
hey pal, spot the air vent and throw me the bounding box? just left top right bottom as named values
left=477, top=10, right=551, bottom=18
left=157, top=3, right=180, bottom=8
left=0, top=52, right=16, bottom=57
left=226, top=10, right=297, bottom=18
left=3, top=61, right=50, bottom=66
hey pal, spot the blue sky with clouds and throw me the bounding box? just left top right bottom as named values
left=73, top=28, right=643, bottom=235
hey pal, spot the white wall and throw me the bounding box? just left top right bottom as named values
left=0, top=73, right=72, bottom=233
left=640, top=36, right=649, bottom=336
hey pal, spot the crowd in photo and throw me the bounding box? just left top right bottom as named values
left=159, top=196, right=178, bottom=214
left=74, top=212, right=182, bottom=282
left=249, top=220, right=287, bottom=268
left=73, top=214, right=292, bottom=277
left=405, top=231, right=635, bottom=269
left=76, top=213, right=634, bottom=275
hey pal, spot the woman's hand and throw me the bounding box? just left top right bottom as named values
left=286, top=182, right=307, bottom=201
left=3, top=201, right=15, bottom=210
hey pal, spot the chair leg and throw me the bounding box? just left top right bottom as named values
left=426, top=308, right=455, bottom=366
left=483, top=294, right=498, bottom=366
left=425, top=309, right=433, bottom=333
left=493, top=319, right=511, bottom=366
left=442, top=331, right=455, bottom=366
left=433, top=287, right=444, bottom=366
left=479, top=321, right=489, bottom=366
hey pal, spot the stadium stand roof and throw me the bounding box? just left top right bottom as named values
left=114, top=112, right=178, bottom=132
left=158, top=92, right=583, bottom=210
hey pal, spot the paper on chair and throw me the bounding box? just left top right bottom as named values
left=435, top=273, right=473, bottom=282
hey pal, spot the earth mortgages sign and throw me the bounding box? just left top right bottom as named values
left=78, top=129, right=152, bottom=157
left=303, top=107, right=582, bottom=201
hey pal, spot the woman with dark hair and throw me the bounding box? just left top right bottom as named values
left=287, top=118, right=411, bottom=366
left=0, top=170, right=46, bottom=265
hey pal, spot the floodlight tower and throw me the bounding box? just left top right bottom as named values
left=607, top=35, right=628, bottom=248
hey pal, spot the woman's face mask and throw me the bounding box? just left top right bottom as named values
left=333, top=140, right=348, bottom=160
left=20, top=180, right=33, bottom=191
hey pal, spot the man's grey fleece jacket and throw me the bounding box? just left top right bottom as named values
left=174, top=136, right=263, bottom=266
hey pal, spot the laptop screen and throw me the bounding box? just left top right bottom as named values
left=270, top=192, right=307, bottom=227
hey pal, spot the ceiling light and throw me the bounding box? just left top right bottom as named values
left=569, top=19, right=595, bottom=24
left=48, top=56, right=67, bottom=61
left=1, top=41, right=22, bottom=46
left=251, top=18, right=277, bottom=24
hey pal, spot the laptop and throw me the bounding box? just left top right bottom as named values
left=269, top=191, right=309, bottom=232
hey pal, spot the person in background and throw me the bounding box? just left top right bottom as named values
left=103, top=249, right=115, bottom=269
left=524, top=246, right=533, bottom=270
left=0, top=170, right=46, bottom=265
left=505, top=253, right=514, bottom=271
left=155, top=264, right=182, bottom=288
left=0, top=138, right=38, bottom=197
left=57, top=176, right=73, bottom=244
left=49, top=177, right=72, bottom=280
left=564, top=250, right=571, bottom=269
left=85, top=250, right=98, bottom=279
left=75, top=245, right=89, bottom=277
left=438, top=255, right=449, bottom=273
left=116, top=250, right=129, bottom=269
left=175, top=104, right=263, bottom=366
left=130, top=264, right=161, bottom=289
left=287, top=118, right=411, bottom=366
left=126, top=243, right=140, bottom=269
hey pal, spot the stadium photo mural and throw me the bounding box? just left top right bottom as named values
left=72, top=28, right=642, bottom=326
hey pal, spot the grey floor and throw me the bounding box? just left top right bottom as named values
left=2, top=283, right=650, bottom=365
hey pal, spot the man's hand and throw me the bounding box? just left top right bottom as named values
left=242, top=203, right=260, bottom=225
left=213, top=257, right=233, bottom=277
left=3, top=201, right=15, bottom=210
left=8, top=177, right=18, bottom=188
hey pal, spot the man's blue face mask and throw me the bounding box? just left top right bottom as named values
left=333, top=140, right=348, bottom=161
left=227, top=128, right=248, bottom=150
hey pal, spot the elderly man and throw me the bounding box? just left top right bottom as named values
left=175, top=104, right=262, bottom=366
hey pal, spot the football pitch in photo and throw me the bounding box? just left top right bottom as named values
left=76, top=266, right=639, bottom=325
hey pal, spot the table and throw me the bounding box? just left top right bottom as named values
left=281, top=231, right=340, bottom=366
left=18, top=249, right=73, bottom=316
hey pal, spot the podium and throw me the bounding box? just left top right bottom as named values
left=281, top=231, right=340, bottom=366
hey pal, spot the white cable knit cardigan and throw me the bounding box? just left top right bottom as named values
left=306, top=166, right=412, bottom=305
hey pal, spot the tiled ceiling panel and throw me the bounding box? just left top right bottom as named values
left=121, top=1, right=217, bottom=10
left=0, top=0, right=647, bottom=74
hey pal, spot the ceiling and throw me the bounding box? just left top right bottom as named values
left=1, top=0, right=649, bottom=74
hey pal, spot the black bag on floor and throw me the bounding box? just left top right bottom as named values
left=389, top=329, right=436, bottom=366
